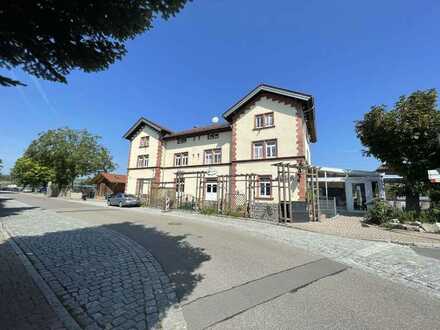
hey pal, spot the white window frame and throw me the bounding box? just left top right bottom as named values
left=255, top=115, right=264, bottom=128
left=253, top=143, right=264, bottom=159
left=175, top=152, right=188, bottom=166
left=253, top=140, right=277, bottom=159
left=266, top=140, right=277, bottom=158
left=139, top=136, right=149, bottom=148
left=259, top=177, right=272, bottom=198
left=265, top=113, right=274, bottom=127
left=176, top=178, right=185, bottom=193
left=137, top=155, right=149, bottom=168
left=255, top=113, right=274, bottom=129
left=204, top=149, right=222, bottom=164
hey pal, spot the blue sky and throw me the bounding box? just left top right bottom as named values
left=1, top=0, right=440, bottom=173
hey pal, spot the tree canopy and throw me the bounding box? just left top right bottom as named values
left=11, top=157, right=54, bottom=189
left=356, top=89, right=440, bottom=210
left=0, top=0, right=190, bottom=87
left=25, top=128, right=116, bottom=189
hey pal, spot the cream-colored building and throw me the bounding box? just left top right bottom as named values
left=123, top=84, right=316, bottom=205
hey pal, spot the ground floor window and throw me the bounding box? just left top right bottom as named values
left=176, top=178, right=185, bottom=193
left=259, top=176, right=272, bottom=198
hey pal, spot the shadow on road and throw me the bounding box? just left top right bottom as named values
left=0, top=196, right=39, bottom=218
left=103, top=221, right=211, bottom=301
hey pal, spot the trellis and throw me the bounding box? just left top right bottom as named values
left=216, top=174, right=257, bottom=216
left=273, top=162, right=320, bottom=222
left=174, top=170, right=207, bottom=210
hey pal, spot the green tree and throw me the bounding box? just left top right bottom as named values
left=25, top=128, right=116, bottom=189
left=11, top=157, right=54, bottom=190
left=0, top=159, right=3, bottom=174
left=356, top=89, right=440, bottom=211
left=0, top=0, right=190, bottom=87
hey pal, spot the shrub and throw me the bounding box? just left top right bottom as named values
left=200, top=207, right=218, bottom=216
left=224, top=209, right=244, bottom=218
left=365, top=200, right=395, bottom=225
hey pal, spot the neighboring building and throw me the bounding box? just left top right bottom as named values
left=317, top=167, right=385, bottom=213
left=428, top=169, right=440, bottom=183
left=92, top=173, right=127, bottom=199
left=123, top=84, right=316, bottom=208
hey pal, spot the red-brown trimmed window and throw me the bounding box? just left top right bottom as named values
left=204, top=149, right=222, bottom=164
left=252, top=140, right=277, bottom=159
left=174, top=152, right=188, bottom=166
left=136, top=155, right=149, bottom=167
left=139, top=136, right=149, bottom=148
left=255, top=113, right=274, bottom=129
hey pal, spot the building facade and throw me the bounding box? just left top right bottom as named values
left=123, top=84, right=316, bottom=206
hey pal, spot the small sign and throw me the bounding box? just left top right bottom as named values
left=428, top=169, right=440, bottom=183
left=207, top=167, right=217, bottom=176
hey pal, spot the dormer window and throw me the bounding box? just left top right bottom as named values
left=207, top=133, right=219, bottom=140
left=255, top=113, right=274, bottom=129
left=139, top=136, right=149, bottom=148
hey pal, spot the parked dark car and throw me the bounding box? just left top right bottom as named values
left=107, top=193, right=141, bottom=207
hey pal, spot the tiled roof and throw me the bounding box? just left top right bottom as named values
left=96, top=173, right=127, bottom=184
left=163, top=123, right=231, bottom=139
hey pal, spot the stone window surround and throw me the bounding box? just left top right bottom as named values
left=254, top=112, right=275, bottom=129
left=174, top=152, right=189, bottom=166
left=136, top=154, right=149, bottom=168
left=257, top=175, right=273, bottom=200
left=252, top=139, right=278, bottom=160
left=204, top=148, right=222, bottom=165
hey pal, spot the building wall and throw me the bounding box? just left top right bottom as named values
left=126, top=168, right=155, bottom=195
left=128, top=126, right=161, bottom=169
left=231, top=95, right=306, bottom=202
left=125, top=94, right=310, bottom=203
left=162, top=131, right=231, bottom=168
left=233, top=96, right=302, bottom=161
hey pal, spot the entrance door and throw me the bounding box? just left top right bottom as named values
left=205, top=182, right=218, bottom=201
left=352, top=183, right=366, bottom=210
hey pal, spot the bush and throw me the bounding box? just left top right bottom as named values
left=200, top=207, right=218, bottom=216
left=365, top=200, right=395, bottom=225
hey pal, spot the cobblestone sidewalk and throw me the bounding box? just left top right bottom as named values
left=2, top=199, right=185, bottom=330
left=289, top=215, right=440, bottom=246
left=0, top=228, right=67, bottom=330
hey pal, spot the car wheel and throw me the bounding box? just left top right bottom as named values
left=119, top=201, right=123, bottom=207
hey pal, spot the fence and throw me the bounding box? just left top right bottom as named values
left=318, top=198, right=337, bottom=218
left=134, top=163, right=327, bottom=222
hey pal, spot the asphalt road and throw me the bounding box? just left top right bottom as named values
left=5, top=193, right=440, bottom=329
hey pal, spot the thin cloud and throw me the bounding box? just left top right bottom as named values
left=30, top=76, right=57, bottom=116
left=10, top=71, right=36, bottom=114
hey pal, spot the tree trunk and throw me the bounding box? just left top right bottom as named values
left=405, top=188, right=420, bottom=212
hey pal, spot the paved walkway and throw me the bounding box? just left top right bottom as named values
left=290, top=215, right=440, bottom=246
left=1, top=198, right=185, bottom=330
left=0, top=228, right=67, bottom=330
